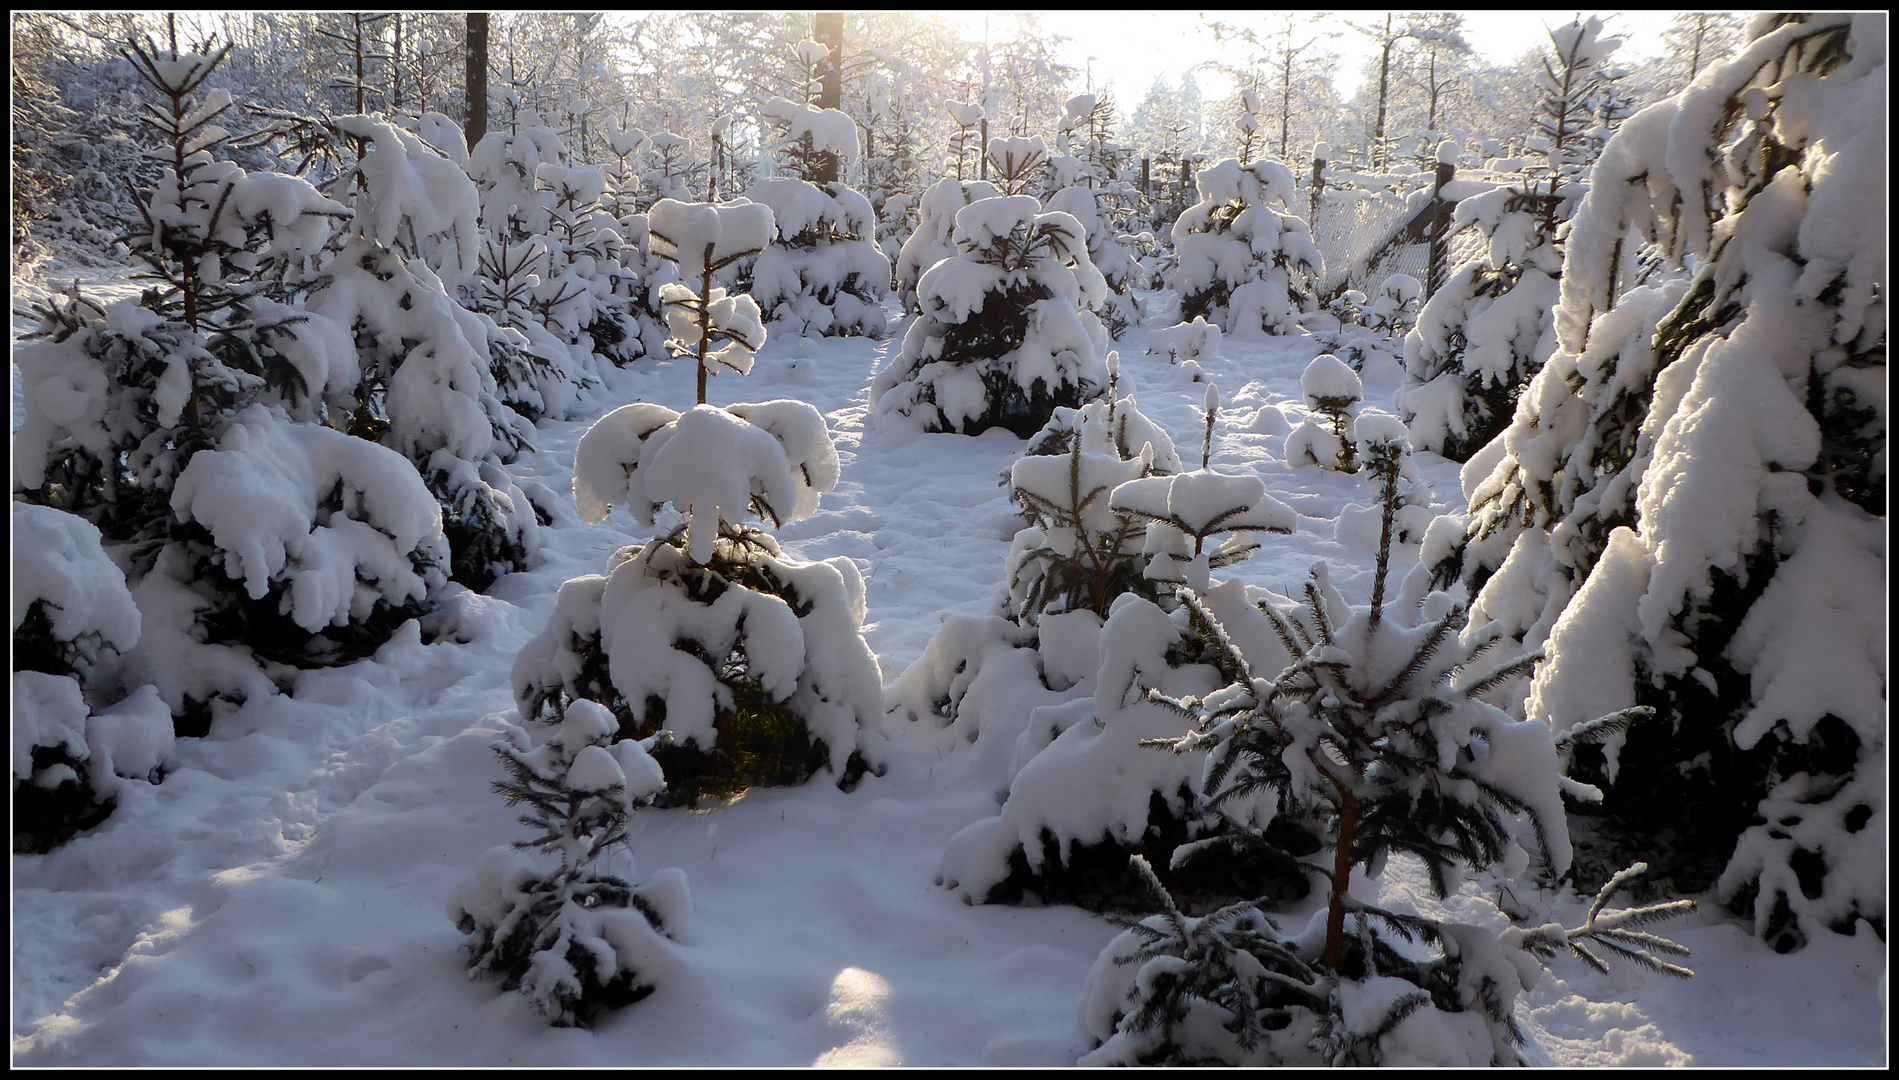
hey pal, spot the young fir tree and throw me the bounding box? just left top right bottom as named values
left=1284, top=353, right=1366, bottom=473
left=461, top=128, right=601, bottom=422
left=512, top=200, right=885, bottom=802
left=12, top=36, right=452, bottom=724
left=1170, top=158, right=1323, bottom=339
left=742, top=38, right=893, bottom=339
left=448, top=700, right=688, bottom=1028
left=301, top=114, right=546, bottom=594
left=1395, top=19, right=1620, bottom=462
left=1318, top=272, right=1423, bottom=377
left=870, top=195, right=1111, bottom=437
left=1077, top=423, right=1696, bottom=1066
left=744, top=170, right=892, bottom=339
left=926, top=392, right=1311, bottom=913
left=893, top=176, right=1000, bottom=315
left=1043, top=95, right=1147, bottom=342
left=1502, top=13, right=1884, bottom=951
left=13, top=503, right=174, bottom=853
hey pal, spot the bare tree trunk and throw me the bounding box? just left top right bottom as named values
left=465, top=13, right=488, bottom=153
left=814, top=12, right=843, bottom=184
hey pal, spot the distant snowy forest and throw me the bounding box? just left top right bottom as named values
left=11, top=10, right=1885, bottom=1068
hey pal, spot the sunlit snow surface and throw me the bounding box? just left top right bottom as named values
left=11, top=276, right=1885, bottom=1066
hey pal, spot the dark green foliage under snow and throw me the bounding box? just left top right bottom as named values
left=1078, top=429, right=1694, bottom=1065
left=449, top=701, right=687, bottom=1028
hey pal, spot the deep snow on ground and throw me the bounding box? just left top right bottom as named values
left=10, top=278, right=1888, bottom=1066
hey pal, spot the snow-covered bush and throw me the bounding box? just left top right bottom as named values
left=1043, top=112, right=1146, bottom=342
left=870, top=195, right=1110, bottom=437
left=450, top=701, right=687, bottom=1028
left=532, top=160, right=644, bottom=367
left=310, top=115, right=544, bottom=592
left=1319, top=274, right=1421, bottom=376
left=1171, top=158, right=1322, bottom=339
left=1395, top=19, right=1620, bottom=461
left=893, top=177, right=999, bottom=314
left=986, top=136, right=1050, bottom=197
left=1001, top=395, right=1171, bottom=628
left=744, top=177, right=892, bottom=338
left=1147, top=318, right=1222, bottom=369
left=1492, top=13, right=1885, bottom=950
left=1284, top=354, right=1365, bottom=472
left=1393, top=183, right=1563, bottom=462
left=646, top=198, right=774, bottom=404
left=14, top=42, right=458, bottom=722
left=1078, top=444, right=1695, bottom=1065
left=13, top=504, right=173, bottom=853
left=926, top=393, right=1304, bottom=912
left=513, top=399, right=883, bottom=802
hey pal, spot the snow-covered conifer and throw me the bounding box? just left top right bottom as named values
left=512, top=302, right=884, bottom=800
left=646, top=198, right=774, bottom=403
left=1043, top=155, right=1146, bottom=338
left=986, top=136, right=1049, bottom=197
left=14, top=39, right=457, bottom=710
left=930, top=395, right=1303, bottom=912
left=12, top=504, right=173, bottom=852
left=893, top=177, right=1000, bottom=314
left=1171, top=158, right=1323, bottom=338
left=1320, top=273, right=1421, bottom=376
left=744, top=177, right=892, bottom=338
left=1078, top=445, right=1695, bottom=1065
left=1395, top=19, right=1619, bottom=461
left=1284, top=354, right=1365, bottom=472
left=945, top=100, right=984, bottom=181
left=1502, top=14, right=1885, bottom=950
left=310, top=116, right=543, bottom=592
left=449, top=701, right=686, bottom=1028
left=871, top=195, right=1110, bottom=437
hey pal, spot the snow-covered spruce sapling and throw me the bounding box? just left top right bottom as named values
left=744, top=178, right=892, bottom=339
left=646, top=198, right=774, bottom=405
left=14, top=41, right=455, bottom=712
left=1147, top=317, right=1222, bottom=372
left=13, top=504, right=174, bottom=853
left=893, top=176, right=999, bottom=315
left=449, top=701, right=687, bottom=1028
left=1171, top=158, right=1323, bottom=339
left=300, top=115, right=545, bottom=594
left=1001, top=406, right=1159, bottom=628
left=1078, top=427, right=1695, bottom=1065
left=1109, top=392, right=1298, bottom=596
left=1319, top=273, right=1421, bottom=377
left=1284, top=354, right=1364, bottom=472
left=932, top=401, right=1308, bottom=913
left=1518, top=14, right=1886, bottom=950
left=994, top=361, right=1187, bottom=626
left=870, top=195, right=1110, bottom=437
left=513, top=366, right=882, bottom=802
left=1044, top=99, right=1147, bottom=341
left=1394, top=19, right=1618, bottom=462
left=987, top=136, right=1050, bottom=197
left=746, top=56, right=893, bottom=339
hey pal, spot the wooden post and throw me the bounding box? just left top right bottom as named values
left=1139, top=156, right=1150, bottom=197
left=464, top=13, right=488, bottom=153
left=1309, top=150, right=1327, bottom=229
left=1426, top=160, right=1454, bottom=299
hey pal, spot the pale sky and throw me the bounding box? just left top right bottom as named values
left=930, top=10, right=1685, bottom=105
